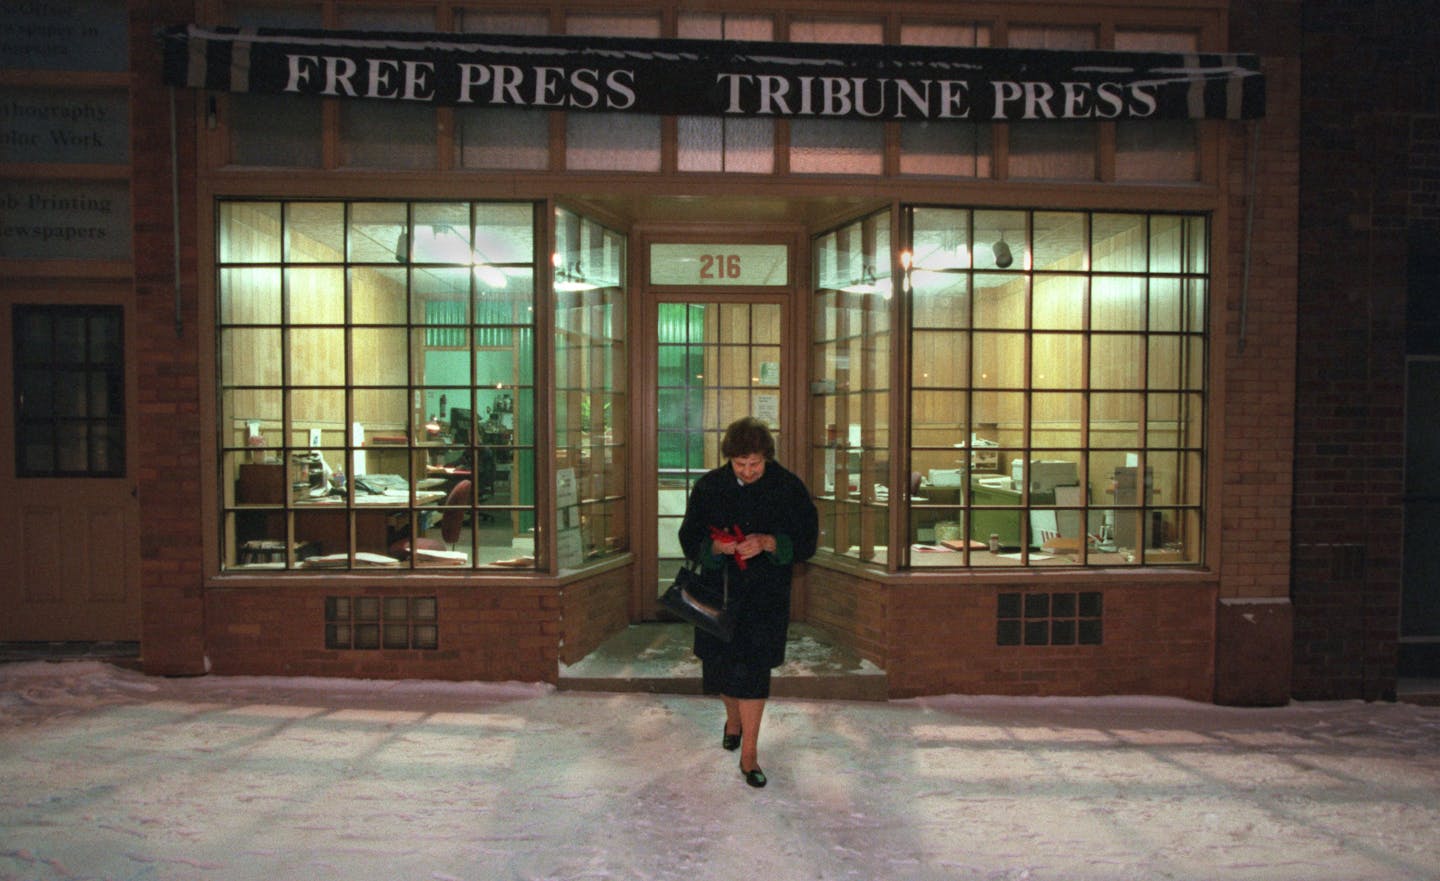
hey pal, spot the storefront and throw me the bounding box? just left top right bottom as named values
left=2, top=0, right=1304, bottom=703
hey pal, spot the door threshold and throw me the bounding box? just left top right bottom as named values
left=558, top=622, right=888, bottom=701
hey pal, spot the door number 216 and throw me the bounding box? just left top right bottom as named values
left=698, top=254, right=742, bottom=280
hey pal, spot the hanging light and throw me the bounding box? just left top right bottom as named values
left=992, top=235, right=1013, bottom=269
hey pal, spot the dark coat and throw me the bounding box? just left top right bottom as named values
left=678, top=460, right=819, bottom=669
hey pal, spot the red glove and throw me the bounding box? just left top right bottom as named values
left=708, top=524, right=748, bottom=569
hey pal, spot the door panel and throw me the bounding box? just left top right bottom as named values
left=1, top=296, right=140, bottom=642
left=648, top=298, right=788, bottom=616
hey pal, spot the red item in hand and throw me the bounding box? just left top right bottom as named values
left=708, top=524, right=748, bottom=569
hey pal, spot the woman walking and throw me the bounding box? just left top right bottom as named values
left=678, top=417, right=818, bottom=788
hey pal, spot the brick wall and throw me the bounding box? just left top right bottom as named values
left=205, top=582, right=562, bottom=681
left=131, top=0, right=207, bottom=676
left=559, top=566, right=632, bottom=665
left=805, top=569, right=1217, bottom=700
left=805, top=566, right=888, bottom=667
left=1290, top=0, right=1434, bottom=700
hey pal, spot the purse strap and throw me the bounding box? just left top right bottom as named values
left=682, top=556, right=729, bottom=609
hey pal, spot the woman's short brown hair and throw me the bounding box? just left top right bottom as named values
left=721, top=416, right=776, bottom=461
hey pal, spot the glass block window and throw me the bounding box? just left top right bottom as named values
left=217, top=200, right=539, bottom=571
left=325, top=595, right=438, bottom=650
left=996, top=591, right=1103, bottom=646
left=12, top=305, right=125, bottom=478
left=903, top=206, right=1208, bottom=569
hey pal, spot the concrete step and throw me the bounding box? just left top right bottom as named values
left=558, top=622, right=888, bottom=701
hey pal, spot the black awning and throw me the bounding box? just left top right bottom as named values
left=161, top=24, right=1264, bottom=123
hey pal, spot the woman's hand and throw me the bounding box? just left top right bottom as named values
left=736, top=533, right=776, bottom=560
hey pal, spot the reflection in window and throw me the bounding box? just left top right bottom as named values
left=217, top=200, right=538, bottom=571
left=554, top=208, right=629, bottom=568
left=903, top=206, right=1207, bottom=569
left=810, top=210, right=892, bottom=564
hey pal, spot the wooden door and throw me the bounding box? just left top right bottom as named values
left=0, top=293, right=141, bottom=641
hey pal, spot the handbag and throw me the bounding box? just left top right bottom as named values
left=659, top=559, right=733, bottom=642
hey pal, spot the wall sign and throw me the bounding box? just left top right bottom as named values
left=161, top=26, right=1265, bottom=123
left=0, top=180, right=131, bottom=260
left=649, top=243, right=789, bottom=286
left=0, top=88, right=130, bottom=165
left=0, top=0, right=128, bottom=71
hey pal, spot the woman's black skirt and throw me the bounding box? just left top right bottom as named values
left=701, top=655, right=772, bottom=700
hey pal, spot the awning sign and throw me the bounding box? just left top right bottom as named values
left=160, top=24, right=1264, bottom=122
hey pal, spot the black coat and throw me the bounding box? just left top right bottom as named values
left=678, top=460, right=819, bottom=669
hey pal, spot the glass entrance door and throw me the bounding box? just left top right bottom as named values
left=652, top=299, right=786, bottom=609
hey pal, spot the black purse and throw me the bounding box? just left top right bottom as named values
left=659, top=559, right=733, bottom=642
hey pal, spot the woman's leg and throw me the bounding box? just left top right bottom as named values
left=722, top=694, right=741, bottom=736
left=737, top=698, right=766, bottom=771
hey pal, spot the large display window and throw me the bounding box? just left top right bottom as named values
left=216, top=200, right=540, bottom=570
left=812, top=206, right=1208, bottom=569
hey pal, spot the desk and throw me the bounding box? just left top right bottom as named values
left=234, top=464, right=448, bottom=559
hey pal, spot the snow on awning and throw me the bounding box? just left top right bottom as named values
left=160, top=24, right=1265, bottom=123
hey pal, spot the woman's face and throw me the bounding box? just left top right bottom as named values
left=731, top=453, right=767, bottom=485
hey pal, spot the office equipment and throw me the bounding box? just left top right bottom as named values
left=449, top=406, right=474, bottom=445
left=1009, top=458, right=1079, bottom=494
left=928, top=468, right=964, bottom=488
left=1112, top=466, right=1155, bottom=550
left=354, top=473, right=409, bottom=494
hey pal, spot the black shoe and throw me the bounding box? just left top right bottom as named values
left=722, top=726, right=741, bottom=751
left=740, top=762, right=767, bottom=788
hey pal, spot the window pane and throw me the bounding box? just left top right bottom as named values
left=1093, top=214, right=1148, bottom=272
left=285, top=203, right=344, bottom=263
left=457, top=109, right=549, bottom=171
left=1032, top=334, right=1083, bottom=389
left=219, top=202, right=280, bottom=263
left=974, top=274, right=1026, bottom=329
left=349, top=203, right=408, bottom=264
left=1117, top=120, right=1198, bottom=182
left=230, top=94, right=321, bottom=167
left=352, top=267, right=408, bottom=325
left=1032, top=393, right=1083, bottom=448
left=1092, top=393, right=1142, bottom=449
left=1033, top=275, right=1085, bottom=330
left=1033, top=211, right=1086, bottom=271
left=677, top=116, right=775, bottom=174
left=790, top=119, right=883, bottom=175
left=972, top=332, right=1025, bottom=388
left=1009, top=121, right=1097, bottom=181
left=286, top=267, right=344, bottom=324
left=219, top=267, right=281, bottom=325
left=1090, top=335, right=1144, bottom=388
left=567, top=114, right=662, bottom=172
left=340, top=104, right=435, bottom=169
left=1092, top=276, right=1146, bottom=331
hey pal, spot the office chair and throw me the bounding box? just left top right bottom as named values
left=472, top=447, right=497, bottom=523
left=391, top=479, right=473, bottom=558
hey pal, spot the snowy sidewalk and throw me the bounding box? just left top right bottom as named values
left=3, top=662, right=1439, bottom=881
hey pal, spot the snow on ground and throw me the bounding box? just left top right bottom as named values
left=2, top=661, right=1439, bottom=881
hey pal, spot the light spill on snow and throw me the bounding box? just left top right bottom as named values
left=2, top=661, right=1439, bottom=881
